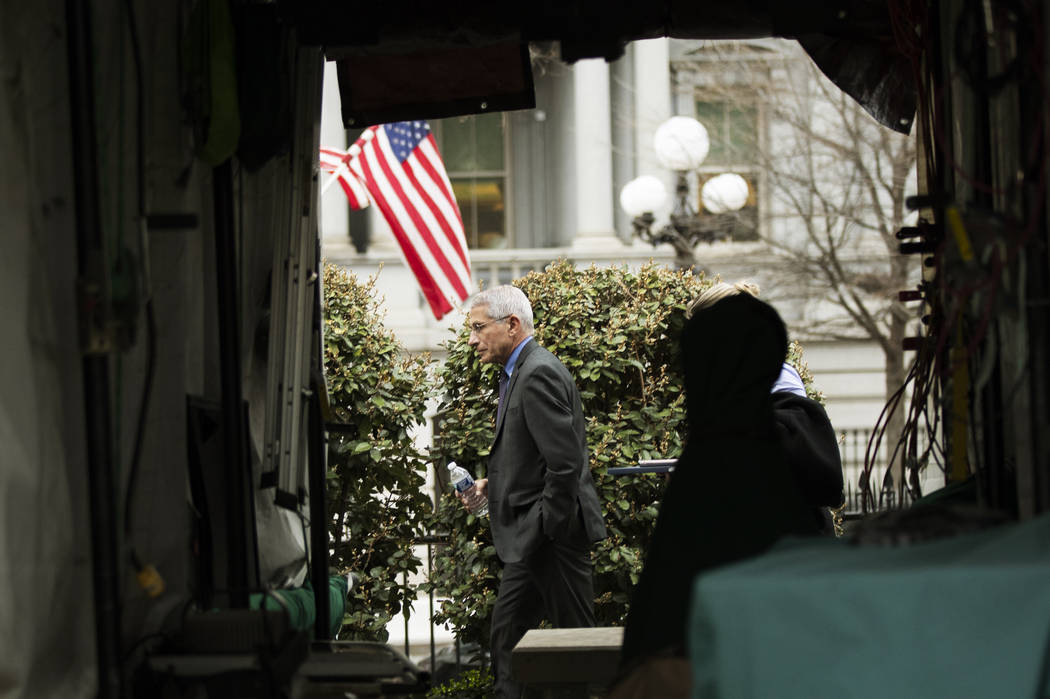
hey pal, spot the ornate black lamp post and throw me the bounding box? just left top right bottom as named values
left=620, top=116, right=750, bottom=270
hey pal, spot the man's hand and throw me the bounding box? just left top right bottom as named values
left=456, top=477, right=488, bottom=510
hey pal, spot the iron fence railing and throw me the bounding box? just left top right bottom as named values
left=840, top=428, right=884, bottom=513
left=838, top=428, right=944, bottom=514
left=398, top=533, right=468, bottom=680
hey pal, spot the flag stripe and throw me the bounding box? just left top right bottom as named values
left=337, top=121, right=472, bottom=320
left=318, top=148, right=347, bottom=169
left=402, top=159, right=469, bottom=285
left=358, top=148, right=452, bottom=317
left=319, top=147, right=370, bottom=209
left=391, top=148, right=470, bottom=287
left=336, top=175, right=366, bottom=210
left=369, top=130, right=469, bottom=300
left=329, top=163, right=369, bottom=208
left=366, top=155, right=465, bottom=310
left=354, top=146, right=463, bottom=314
left=406, top=144, right=470, bottom=272
left=418, top=136, right=463, bottom=227
left=343, top=171, right=369, bottom=209
left=401, top=150, right=461, bottom=248
left=416, top=138, right=470, bottom=272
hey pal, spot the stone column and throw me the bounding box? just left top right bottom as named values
left=631, top=39, right=676, bottom=254
left=633, top=38, right=672, bottom=182
left=610, top=46, right=636, bottom=243
left=572, top=59, right=622, bottom=250
left=319, top=61, right=349, bottom=249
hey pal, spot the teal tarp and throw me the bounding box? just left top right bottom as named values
left=249, top=575, right=349, bottom=639
left=690, top=513, right=1050, bottom=698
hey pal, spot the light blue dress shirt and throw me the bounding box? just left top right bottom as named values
left=772, top=363, right=807, bottom=397
left=503, top=335, right=533, bottom=378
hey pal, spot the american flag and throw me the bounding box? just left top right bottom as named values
left=324, top=121, right=472, bottom=320
left=319, top=147, right=370, bottom=210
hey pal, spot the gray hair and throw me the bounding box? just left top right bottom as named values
left=468, top=285, right=535, bottom=333
left=686, top=281, right=760, bottom=318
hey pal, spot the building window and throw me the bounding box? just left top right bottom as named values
left=695, top=100, right=758, bottom=167
left=433, top=113, right=510, bottom=249
left=695, top=99, right=760, bottom=241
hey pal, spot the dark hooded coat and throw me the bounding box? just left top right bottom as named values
left=772, top=390, right=844, bottom=533
left=619, top=293, right=840, bottom=667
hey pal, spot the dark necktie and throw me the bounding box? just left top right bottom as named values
left=497, top=369, right=510, bottom=423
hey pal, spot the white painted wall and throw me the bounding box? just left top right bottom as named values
left=798, top=342, right=889, bottom=430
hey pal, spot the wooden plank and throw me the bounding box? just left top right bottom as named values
left=512, top=628, right=623, bottom=685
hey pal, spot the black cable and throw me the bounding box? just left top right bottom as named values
left=125, top=0, right=144, bottom=218
left=125, top=305, right=157, bottom=543
left=120, top=0, right=159, bottom=578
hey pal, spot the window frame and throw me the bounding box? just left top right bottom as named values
left=431, top=113, right=514, bottom=250
left=693, top=90, right=767, bottom=241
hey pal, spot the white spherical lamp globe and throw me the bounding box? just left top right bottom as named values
left=619, top=175, right=668, bottom=217
left=653, top=116, right=710, bottom=171
left=701, top=173, right=750, bottom=214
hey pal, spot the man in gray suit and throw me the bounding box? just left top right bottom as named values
left=459, top=285, right=607, bottom=698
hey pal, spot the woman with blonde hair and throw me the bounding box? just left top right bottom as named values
left=688, top=281, right=812, bottom=399
left=685, top=281, right=843, bottom=522
left=612, top=283, right=843, bottom=698
left=685, top=280, right=761, bottom=317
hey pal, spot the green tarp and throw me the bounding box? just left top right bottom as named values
left=690, top=512, right=1050, bottom=698
left=249, top=575, right=348, bottom=639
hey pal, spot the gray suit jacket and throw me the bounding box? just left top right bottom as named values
left=487, top=339, right=607, bottom=563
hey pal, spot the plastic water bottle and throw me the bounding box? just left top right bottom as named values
left=447, top=461, right=488, bottom=517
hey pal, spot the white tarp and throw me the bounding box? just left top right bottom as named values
left=1, top=2, right=97, bottom=695
left=1, top=2, right=323, bottom=695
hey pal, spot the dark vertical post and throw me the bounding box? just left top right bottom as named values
left=428, top=541, right=436, bottom=673
left=308, top=372, right=331, bottom=640
left=66, top=1, right=123, bottom=696
left=404, top=570, right=411, bottom=656
left=213, top=160, right=252, bottom=607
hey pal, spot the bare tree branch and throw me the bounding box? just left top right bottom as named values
left=677, top=40, right=919, bottom=371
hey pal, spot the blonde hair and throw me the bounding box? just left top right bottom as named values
left=686, top=281, right=760, bottom=318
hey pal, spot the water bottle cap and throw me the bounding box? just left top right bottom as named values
left=446, top=461, right=457, bottom=470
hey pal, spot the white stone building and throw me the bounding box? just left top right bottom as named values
left=318, top=36, right=933, bottom=658
left=320, top=38, right=904, bottom=439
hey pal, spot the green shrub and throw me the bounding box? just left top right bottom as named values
left=323, top=263, right=433, bottom=640
left=425, top=668, right=494, bottom=698
left=787, top=339, right=824, bottom=404
left=423, top=260, right=711, bottom=650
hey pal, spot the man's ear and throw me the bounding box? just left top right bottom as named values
left=506, top=314, right=521, bottom=334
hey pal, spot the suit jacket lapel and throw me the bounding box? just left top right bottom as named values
left=495, top=339, right=536, bottom=438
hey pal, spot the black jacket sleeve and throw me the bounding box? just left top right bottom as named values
left=771, top=391, right=844, bottom=508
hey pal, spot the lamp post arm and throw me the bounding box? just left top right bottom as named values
left=664, top=228, right=700, bottom=270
